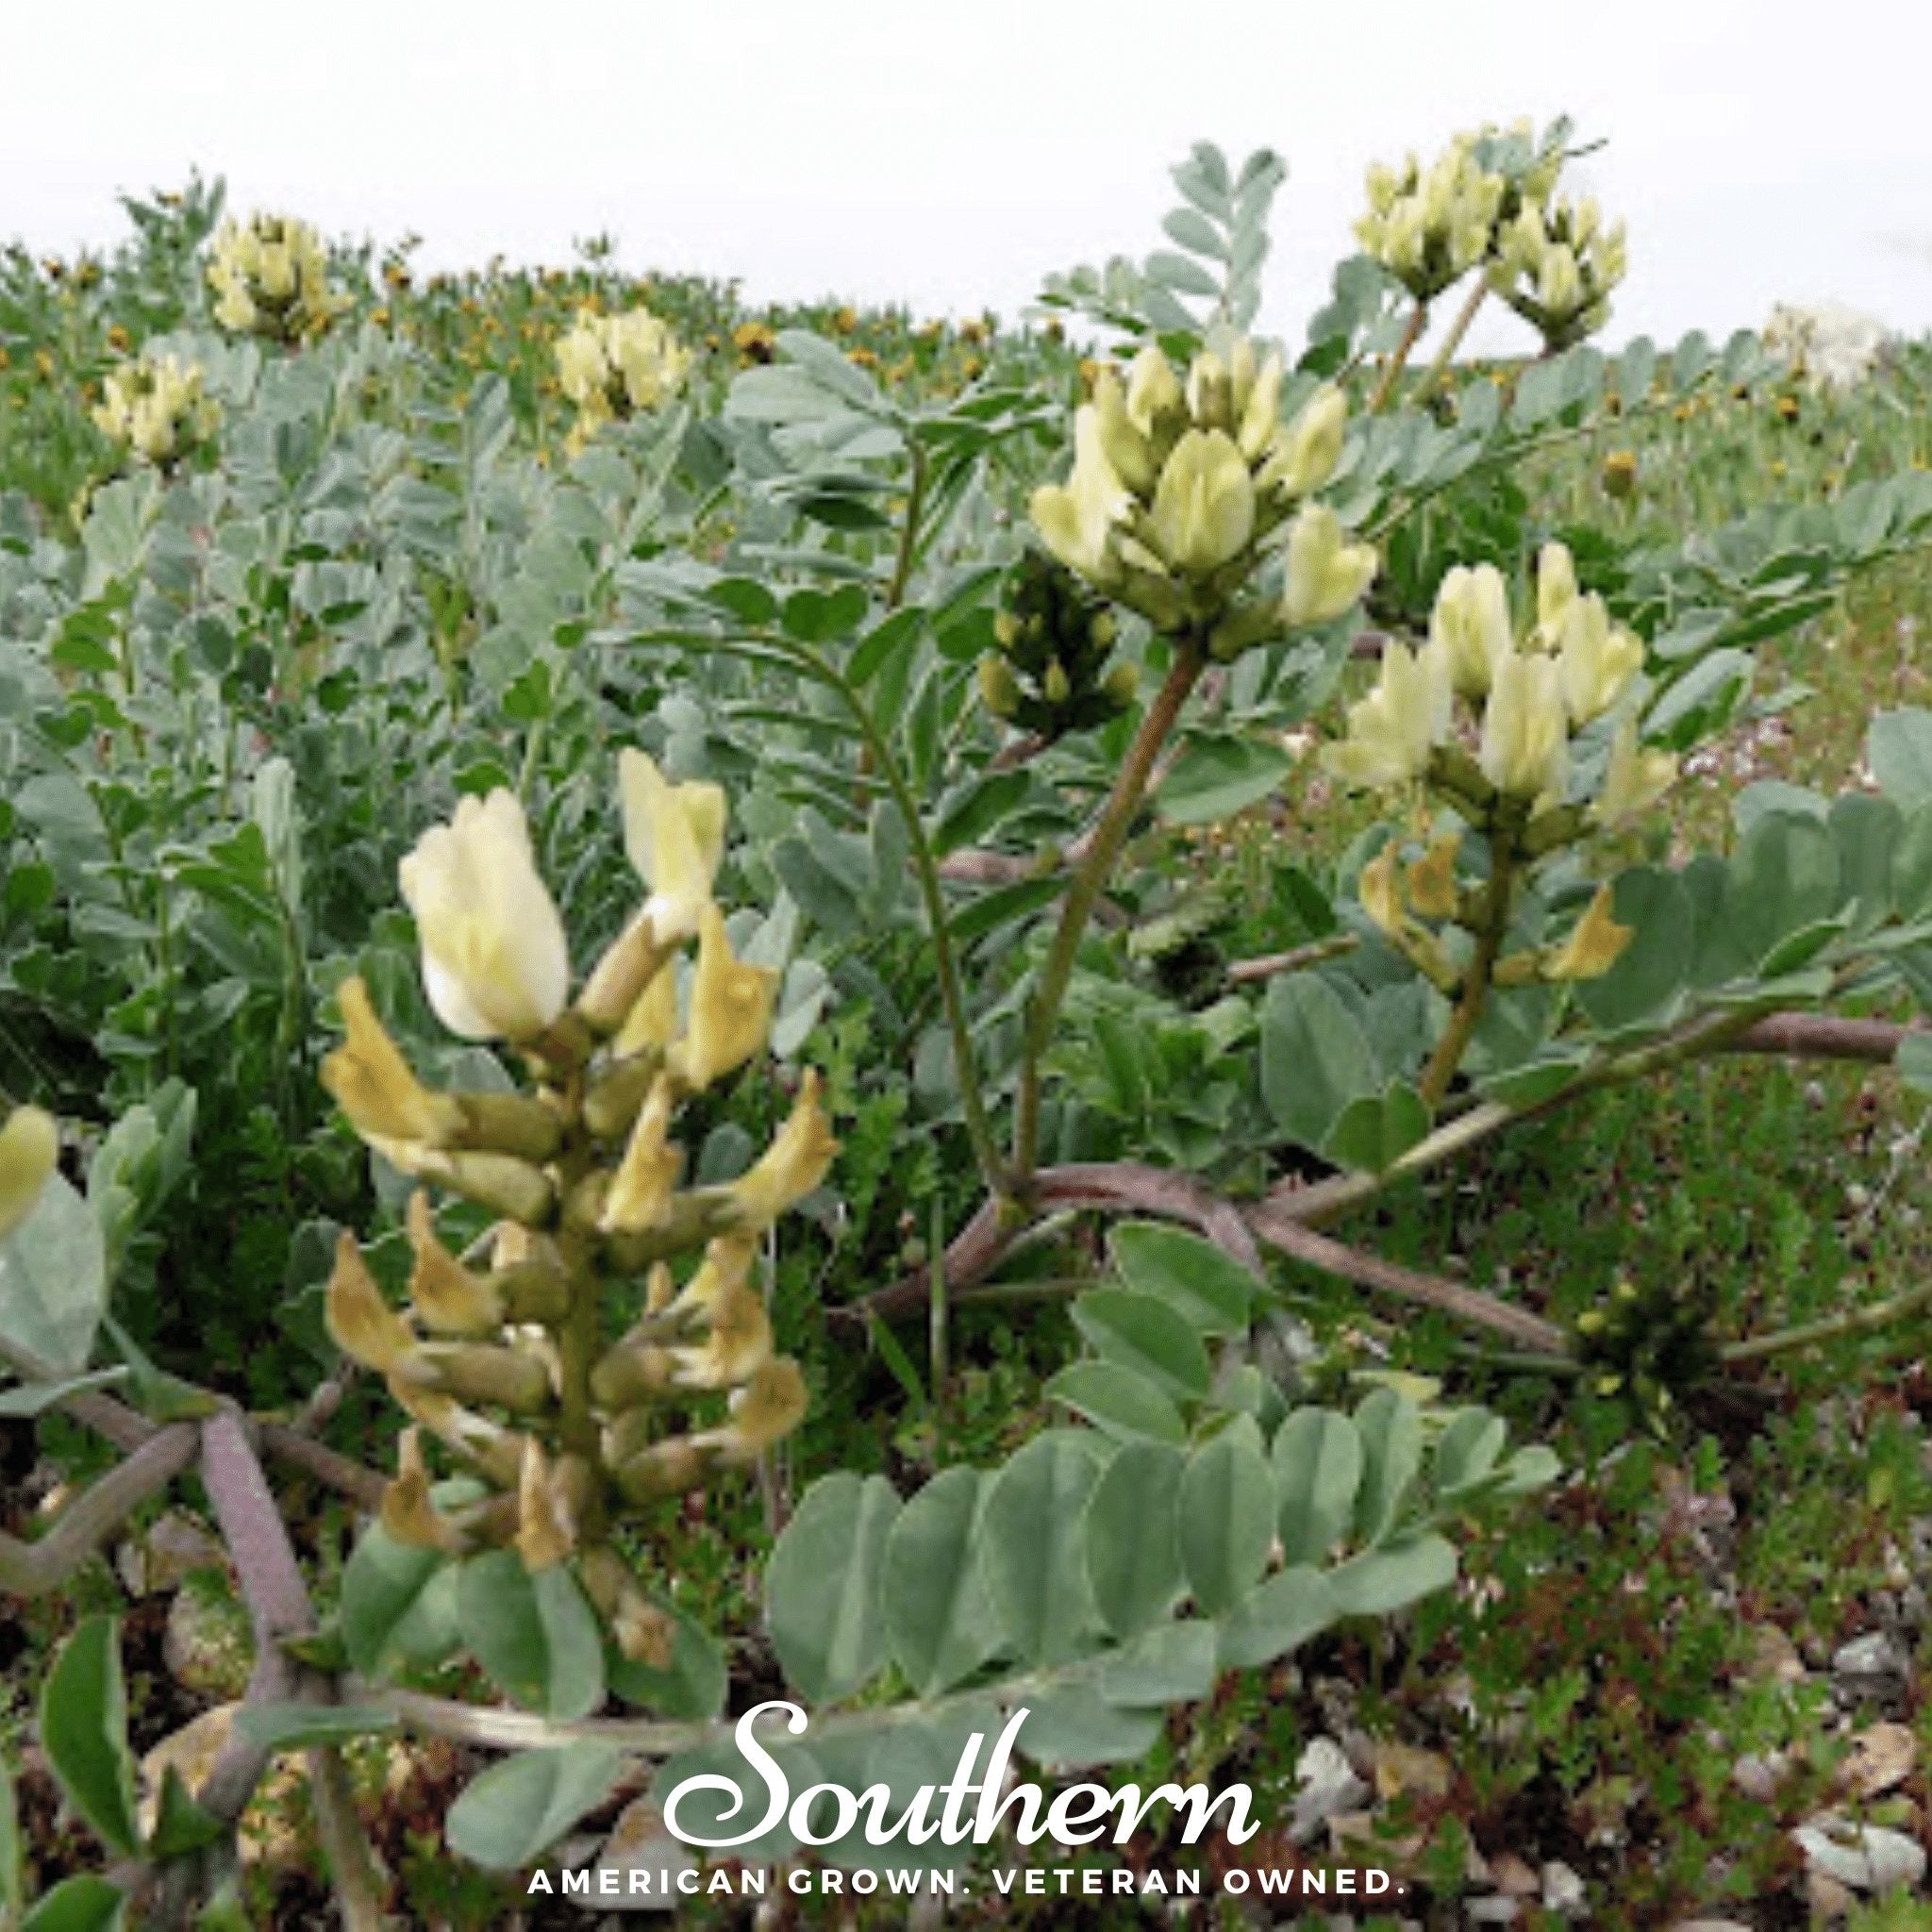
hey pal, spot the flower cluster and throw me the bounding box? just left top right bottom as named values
left=977, top=551, right=1138, bottom=740
left=206, top=213, right=342, bottom=342
left=320, top=759, right=832, bottom=1658
left=0, top=1105, right=58, bottom=1242
left=1324, top=544, right=1678, bottom=990
left=1354, top=121, right=1623, bottom=351
left=555, top=306, right=691, bottom=440
left=1030, top=338, right=1374, bottom=655
left=1356, top=133, right=1508, bottom=302
left=90, top=354, right=221, bottom=468
left=1492, top=193, right=1627, bottom=351
left=1762, top=301, right=1892, bottom=393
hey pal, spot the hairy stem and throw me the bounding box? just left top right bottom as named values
left=1721, top=1278, right=1932, bottom=1364
left=1367, top=300, right=1430, bottom=414
left=884, top=441, right=930, bottom=612
left=1011, top=642, right=1205, bottom=1187
left=1417, top=849, right=1516, bottom=1108
left=0, top=1424, right=198, bottom=1597
left=195, top=1410, right=389, bottom=1930
left=1412, top=277, right=1489, bottom=408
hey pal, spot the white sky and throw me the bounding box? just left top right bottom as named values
left=11, top=0, right=1932, bottom=354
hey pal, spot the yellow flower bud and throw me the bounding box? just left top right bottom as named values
left=1428, top=563, right=1513, bottom=699
left=1258, top=385, right=1346, bottom=500
left=1183, top=350, right=1233, bottom=433
left=1534, top=542, right=1578, bottom=644
left=325, top=1231, right=416, bottom=1374
left=1147, top=428, right=1256, bottom=575
left=407, top=1190, right=507, bottom=1336
left=662, top=1234, right=758, bottom=1324
left=671, top=906, right=776, bottom=1091
left=612, top=959, right=679, bottom=1059
left=369, top=1139, right=557, bottom=1225
left=321, top=977, right=462, bottom=1148
left=1282, top=504, right=1378, bottom=629
left=0, top=1106, right=58, bottom=1242
left=1538, top=244, right=1582, bottom=317
left=1124, top=343, right=1183, bottom=436
left=1555, top=598, right=1644, bottom=724
left=1479, top=652, right=1569, bottom=802
left=578, top=907, right=672, bottom=1038
left=1235, top=350, right=1284, bottom=464
left=394, top=1341, right=554, bottom=1414
left=726, top=1070, right=838, bottom=1230
left=1542, top=884, right=1634, bottom=981
left=619, top=749, right=727, bottom=947
left=601, top=1076, right=683, bottom=1236
left=1091, top=368, right=1157, bottom=494
left=1030, top=407, right=1131, bottom=584
left=579, top=1547, right=677, bottom=1666
left=977, top=653, right=1022, bottom=721
left=1321, top=639, right=1448, bottom=791
left=399, top=791, right=571, bottom=1042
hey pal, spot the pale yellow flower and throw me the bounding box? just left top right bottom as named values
left=1282, top=505, right=1378, bottom=629
left=1543, top=884, right=1633, bottom=980
left=325, top=1231, right=416, bottom=1375
left=1091, top=368, right=1157, bottom=493
left=1480, top=652, right=1569, bottom=801
left=613, top=959, right=680, bottom=1059
left=619, top=750, right=727, bottom=947
left=1257, top=385, right=1346, bottom=501
left=692, top=1358, right=808, bottom=1459
left=400, top=791, right=571, bottom=1042
left=1593, top=717, right=1678, bottom=827
left=726, top=1071, right=838, bottom=1230
left=1030, top=407, right=1132, bottom=583
left=1323, top=640, right=1449, bottom=791
left=1123, top=343, right=1183, bottom=436
left=0, top=1106, right=58, bottom=1243
left=321, top=978, right=460, bottom=1147
left=672, top=907, right=776, bottom=1092
left=406, top=1190, right=506, bottom=1336
left=1555, top=598, right=1644, bottom=724
left=601, top=1077, right=682, bottom=1236
left=1147, top=429, right=1256, bottom=575
left=1428, top=563, right=1513, bottom=699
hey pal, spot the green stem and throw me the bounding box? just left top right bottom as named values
left=1720, top=1278, right=1932, bottom=1364
left=647, top=625, right=1008, bottom=1195
left=884, top=441, right=929, bottom=612
left=1417, top=847, right=1516, bottom=1108
left=1010, top=641, right=1206, bottom=1188
left=1286, top=996, right=1783, bottom=1230
left=556, top=1252, right=602, bottom=1468
left=1413, top=277, right=1489, bottom=408
left=1367, top=300, right=1429, bottom=414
